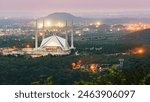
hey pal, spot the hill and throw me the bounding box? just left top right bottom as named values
left=121, top=29, right=150, bottom=44
left=46, top=12, right=86, bottom=23
left=0, top=18, right=32, bottom=26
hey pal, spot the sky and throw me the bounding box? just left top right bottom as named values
left=0, top=0, right=150, bottom=17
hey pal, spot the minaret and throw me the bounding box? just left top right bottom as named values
left=42, top=18, right=45, bottom=40
left=35, top=19, right=38, bottom=50
left=70, top=21, right=75, bottom=49
left=65, top=21, right=68, bottom=50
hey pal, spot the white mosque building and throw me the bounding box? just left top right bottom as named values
left=34, top=19, right=75, bottom=56
left=39, top=34, right=71, bottom=55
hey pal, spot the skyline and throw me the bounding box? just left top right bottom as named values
left=0, top=0, right=150, bottom=17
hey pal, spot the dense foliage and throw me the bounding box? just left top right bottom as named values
left=0, top=53, right=150, bottom=85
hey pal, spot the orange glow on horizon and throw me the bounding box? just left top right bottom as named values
left=126, top=24, right=150, bottom=31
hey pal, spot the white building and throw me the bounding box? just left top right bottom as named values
left=40, top=35, right=69, bottom=51
left=38, top=34, right=71, bottom=56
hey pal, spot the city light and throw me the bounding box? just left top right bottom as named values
left=109, top=29, right=113, bottom=32
left=95, top=21, right=101, bottom=28
left=24, top=44, right=31, bottom=48
left=46, top=21, right=52, bottom=27
left=96, top=22, right=101, bottom=26
left=117, top=28, right=120, bottom=31
left=71, top=60, right=82, bottom=69
left=38, top=23, right=43, bottom=29
left=126, top=24, right=150, bottom=31
left=78, top=34, right=81, bottom=36
left=131, top=48, right=145, bottom=55
left=83, top=28, right=90, bottom=31
left=75, top=31, right=81, bottom=34
left=72, top=63, right=76, bottom=69
left=138, top=48, right=144, bottom=54
left=12, top=46, right=17, bottom=49
left=32, top=37, right=35, bottom=40
left=90, top=23, right=93, bottom=26
left=89, top=64, right=97, bottom=72
left=57, top=22, right=65, bottom=28
left=39, top=32, right=43, bottom=36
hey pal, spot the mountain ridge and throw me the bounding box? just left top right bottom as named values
left=121, top=29, right=150, bottom=44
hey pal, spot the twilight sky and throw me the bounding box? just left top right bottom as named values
left=0, top=0, right=150, bottom=17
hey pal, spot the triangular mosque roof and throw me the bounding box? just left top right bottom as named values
left=40, top=35, right=69, bottom=49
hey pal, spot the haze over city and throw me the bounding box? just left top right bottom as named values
left=0, top=0, right=150, bottom=17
